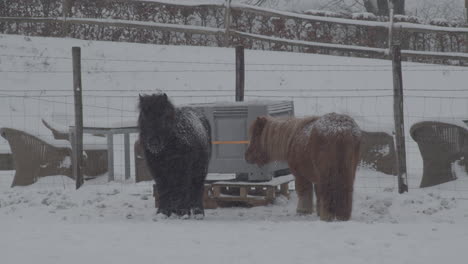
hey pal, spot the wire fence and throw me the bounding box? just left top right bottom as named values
left=0, top=50, right=467, bottom=198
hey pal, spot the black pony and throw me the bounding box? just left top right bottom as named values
left=138, top=93, right=212, bottom=219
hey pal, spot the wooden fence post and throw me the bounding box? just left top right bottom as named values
left=465, top=0, right=468, bottom=53
left=392, top=45, right=408, bottom=194
left=388, top=8, right=394, bottom=55
left=72, top=46, right=84, bottom=189
left=62, top=0, right=71, bottom=37
left=466, top=0, right=468, bottom=24
left=235, top=45, right=244, bottom=102
left=224, top=0, right=232, bottom=47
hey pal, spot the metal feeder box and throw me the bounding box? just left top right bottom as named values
left=191, top=100, right=294, bottom=182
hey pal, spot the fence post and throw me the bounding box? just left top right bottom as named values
left=391, top=45, right=408, bottom=194
left=62, top=0, right=71, bottom=37
left=465, top=0, right=468, bottom=53
left=72, top=47, right=84, bottom=189
left=235, top=45, right=244, bottom=102
left=388, top=8, right=394, bottom=55
left=466, top=0, right=468, bottom=24
left=224, top=0, right=232, bottom=47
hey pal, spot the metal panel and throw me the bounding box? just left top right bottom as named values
left=191, top=100, right=294, bottom=181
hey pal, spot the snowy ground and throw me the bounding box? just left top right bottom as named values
left=1, top=34, right=468, bottom=263
left=1, top=170, right=468, bottom=264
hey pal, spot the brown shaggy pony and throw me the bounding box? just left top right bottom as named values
left=245, top=113, right=361, bottom=221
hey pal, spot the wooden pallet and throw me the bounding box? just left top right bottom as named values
left=210, top=175, right=294, bottom=207
left=153, top=175, right=294, bottom=209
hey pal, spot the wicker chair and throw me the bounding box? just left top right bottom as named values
left=0, top=127, right=73, bottom=186
left=41, top=118, right=108, bottom=177
left=360, top=131, right=397, bottom=175
left=410, top=121, right=468, bottom=188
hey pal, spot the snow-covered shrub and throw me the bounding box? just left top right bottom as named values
left=429, top=18, right=459, bottom=27
left=393, top=15, right=422, bottom=24
left=303, top=9, right=345, bottom=19
left=351, top=12, right=378, bottom=21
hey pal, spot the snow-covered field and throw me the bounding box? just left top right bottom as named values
left=1, top=33, right=468, bottom=263
left=1, top=169, right=468, bottom=264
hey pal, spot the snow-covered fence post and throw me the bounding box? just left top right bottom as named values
left=235, top=45, right=244, bottom=101
left=72, top=47, right=84, bottom=189
left=224, top=0, right=232, bottom=47
left=391, top=45, right=408, bottom=194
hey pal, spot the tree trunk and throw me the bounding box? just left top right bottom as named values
left=363, top=0, right=377, bottom=14
left=391, top=0, right=405, bottom=15
left=364, top=0, right=405, bottom=16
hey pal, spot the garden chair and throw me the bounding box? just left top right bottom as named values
left=0, top=127, right=73, bottom=186
left=41, top=118, right=108, bottom=177
left=359, top=130, right=397, bottom=175
left=410, top=121, right=468, bottom=188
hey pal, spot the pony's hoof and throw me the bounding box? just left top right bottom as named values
left=156, top=208, right=171, bottom=217
left=192, top=208, right=204, bottom=217
left=192, top=208, right=205, bottom=220
left=153, top=213, right=169, bottom=221
left=296, top=208, right=313, bottom=215
left=173, top=209, right=190, bottom=218
left=319, top=214, right=334, bottom=222
left=193, top=213, right=205, bottom=220
left=180, top=214, right=190, bottom=220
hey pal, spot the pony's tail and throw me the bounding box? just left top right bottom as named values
left=319, top=135, right=360, bottom=221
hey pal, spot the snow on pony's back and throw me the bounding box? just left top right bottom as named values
left=307, top=113, right=362, bottom=138
left=177, top=107, right=210, bottom=146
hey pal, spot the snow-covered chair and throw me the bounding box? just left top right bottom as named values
left=353, top=116, right=397, bottom=175
left=41, top=118, right=108, bottom=177
left=1, top=121, right=109, bottom=187
left=359, top=130, right=397, bottom=175
left=410, top=121, right=468, bottom=188
left=0, top=127, right=73, bottom=186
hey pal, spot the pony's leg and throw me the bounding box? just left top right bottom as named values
left=295, top=175, right=314, bottom=215
left=166, top=163, right=192, bottom=218
left=155, top=179, right=172, bottom=217
left=335, top=145, right=360, bottom=221
left=314, top=184, right=320, bottom=217
left=172, top=178, right=192, bottom=218
left=189, top=153, right=209, bottom=219
left=335, top=189, right=353, bottom=221
left=317, top=182, right=334, bottom=222
left=190, top=178, right=205, bottom=219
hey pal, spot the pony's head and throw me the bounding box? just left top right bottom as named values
left=245, top=116, right=269, bottom=166
left=138, top=93, right=176, bottom=128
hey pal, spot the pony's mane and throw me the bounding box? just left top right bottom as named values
left=261, top=116, right=319, bottom=161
